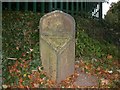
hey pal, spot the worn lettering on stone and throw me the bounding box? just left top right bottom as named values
left=39, top=10, right=75, bottom=83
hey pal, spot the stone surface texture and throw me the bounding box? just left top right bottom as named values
left=74, top=68, right=99, bottom=87
left=39, top=10, right=75, bottom=83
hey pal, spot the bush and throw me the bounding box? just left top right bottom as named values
left=75, top=16, right=120, bottom=59
left=105, top=1, right=120, bottom=31
left=2, top=11, right=42, bottom=85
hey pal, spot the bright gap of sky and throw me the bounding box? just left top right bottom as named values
left=103, top=0, right=119, bottom=18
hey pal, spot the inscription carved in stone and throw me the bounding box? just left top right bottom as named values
left=39, top=10, right=75, bottom=83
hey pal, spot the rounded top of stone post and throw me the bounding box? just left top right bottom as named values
left=40, top=10, right=75, bottom=27
left=39, top=10, right=75, bottom=37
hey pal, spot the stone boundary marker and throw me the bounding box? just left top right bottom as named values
left=39, top=10, right=75, bottom=83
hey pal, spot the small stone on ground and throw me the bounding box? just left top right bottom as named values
left=74, top=69, right=98, bottom=87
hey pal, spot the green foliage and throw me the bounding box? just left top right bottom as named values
left=105, top=1, right=120, bottom=30
left=104, top=1, right=120, bottom=47
left=76, top=30, right=103, bottom=58
left=75, top=16, right=119, bottom=59
left=2, top=11, right=41, bottom=57
left=2, top=11, right=42, bottom=85
left=76, top=29, right=119, bottom=59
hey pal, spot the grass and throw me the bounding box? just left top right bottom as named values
left=2, top=11, right=120, bottom=88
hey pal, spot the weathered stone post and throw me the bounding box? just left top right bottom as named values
left=39, top=10, right=75, bottom=83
